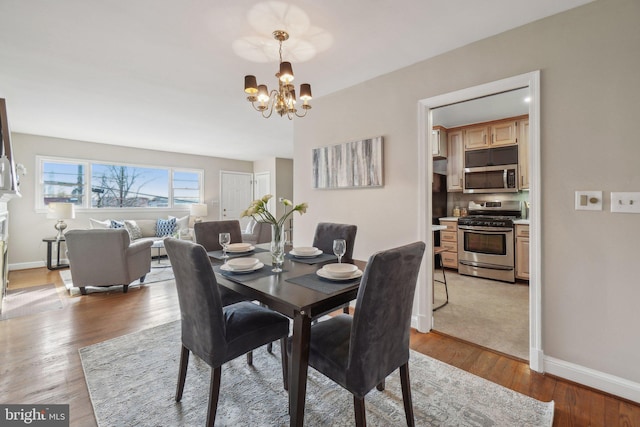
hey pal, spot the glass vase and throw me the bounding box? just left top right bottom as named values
left=270, top=224, right=285, bottom=272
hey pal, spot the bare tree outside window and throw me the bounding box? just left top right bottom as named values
left=91, top=165, right=169, bottom=208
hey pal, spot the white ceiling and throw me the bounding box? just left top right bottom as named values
left=0, top=0, right=593, bottom=161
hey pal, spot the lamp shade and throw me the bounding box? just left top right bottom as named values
left=244, top=75, right=258, bottom=94
left=279, top=62, right=294, bottom=83
left=299, top=83, right=312, bottom=101
left=190, top=203, right=208, bottom=217
left=47, top=202, right=75, bottom=220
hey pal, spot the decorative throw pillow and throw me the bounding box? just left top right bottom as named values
left=124, top=220, right=143, bottom=240
left=156, top=218, right=176, bottom=237
left=89, top=218, right=110, bottom=229
left=110, top=220, right=125, bottom=229
left=169, top=215, right=189, bottom=232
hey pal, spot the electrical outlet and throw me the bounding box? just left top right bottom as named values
left=611, top=192, right=640, bottom=213
left=575, top=191, right=602, bottom=211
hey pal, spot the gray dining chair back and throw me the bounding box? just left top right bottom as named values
left=303, top=241, right=425, bottom=426
left=312, top=222, right=357, bottom=262
left=164, top=238, right=290, bottom=426
left=194, top=220, right=243, bottom=252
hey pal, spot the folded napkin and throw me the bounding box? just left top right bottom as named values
left=286, top=273, right=360, bottom=295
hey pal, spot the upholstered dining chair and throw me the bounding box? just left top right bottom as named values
left=312, top=222, right=358, bottom=314
left=312, top=222, right=358, bottom=263
left=294, top=241, right=425, bottom=427
left=164, top=238, right=290, bottom=427
left=193, top=220, right=243, bottom=251
left=193, top=220, right=248, bottom=307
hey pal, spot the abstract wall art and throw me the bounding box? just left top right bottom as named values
left=312, top=136, right=384, bottom=189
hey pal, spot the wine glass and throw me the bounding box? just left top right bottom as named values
left=333, top=239, right=346, bottom=264
left=219, top=232, right=231, bottom=263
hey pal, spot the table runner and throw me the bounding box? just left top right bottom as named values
left=207, top=246, right=269, bottom=260
left=286, top=273, right=360, bottom=295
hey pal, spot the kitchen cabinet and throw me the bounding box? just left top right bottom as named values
left=464, top=119, right=519, bottom=150
left=446, top=130, right=463, bottom=192
left=464, top=125, right=490, bottom=150
left=439, top=219, right=459, bottom=269
left=518, top=119, right=530, bottom=190
left=490, top=120, right=518, bottom=147
left=515, top=224, right=529, bottom=280
left=431, top=126, right=447, bottom=159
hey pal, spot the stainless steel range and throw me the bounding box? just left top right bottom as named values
left=457, top=200, right=522, bottom=283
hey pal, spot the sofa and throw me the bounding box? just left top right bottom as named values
left=88, top=216, right=192, bottom=257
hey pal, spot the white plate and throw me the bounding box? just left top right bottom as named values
left=226, top=244, right=255, bottom=253
left=316, top=268, right=363, bottom=281
left=290, top=249, right=323, bottom=258
left=220, top=262, right=264, bottom=274
left=227, top=257, right=260, bottom=270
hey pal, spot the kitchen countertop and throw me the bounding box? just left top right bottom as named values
left=439, top=217, right=460, bottom=221
left=513, top=219, right=530, bottom=225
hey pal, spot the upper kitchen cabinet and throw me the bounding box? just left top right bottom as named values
left=490, top=120, right=518, bottom=147
left=463, top=119, right=519, bottom=150
left=447, top=130, right=464, bottom=192
left=432, top=126, right=447, bottom=159
left=463, top=125, right=490, bottom=150
left=518, top=119, right=530, bottom=190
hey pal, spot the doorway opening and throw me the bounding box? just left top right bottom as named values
left=417, top=71, right=543, bottom=371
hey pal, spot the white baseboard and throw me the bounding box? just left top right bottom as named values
left=544, top=355, right=640, bottom=403
left=9, top=261, right=47, bottom=271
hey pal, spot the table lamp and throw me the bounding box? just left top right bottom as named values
left=47, top=202, right=75, bottom=240
left=190, top=203, right=208, bottom=223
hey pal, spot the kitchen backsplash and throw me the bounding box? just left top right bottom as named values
left=446, top=191, right=530, bottom=218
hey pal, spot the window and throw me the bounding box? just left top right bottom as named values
left=37, top=157, right=203, bottom=211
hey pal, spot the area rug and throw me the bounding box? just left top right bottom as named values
left=79, top=321, right=554, bottom=426
left=1, top=284, right=64, bottom=320
left=59, top=267, right=174, bottom=296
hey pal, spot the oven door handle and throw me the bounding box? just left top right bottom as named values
left=459, top=260, right=514, bottom=270
left=458, top=225, right=514, bottom=232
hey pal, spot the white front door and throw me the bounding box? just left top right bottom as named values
left=220, top=171, right=253, bottom=229
left=253, top=171, right=271, bottom=211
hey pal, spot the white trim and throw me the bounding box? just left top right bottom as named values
left=417, top=71, right=543, bottom=371
left=544, top=356, right=640, bottom=403
left=9, top=261, right=47, bottom=271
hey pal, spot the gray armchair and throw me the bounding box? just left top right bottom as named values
left=65, top=228, right=152, bottom=295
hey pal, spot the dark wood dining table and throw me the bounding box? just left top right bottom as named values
left=211, top=245, right=363, bottom=427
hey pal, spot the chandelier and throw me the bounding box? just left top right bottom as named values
left=243, top=30, right=312, bottom=119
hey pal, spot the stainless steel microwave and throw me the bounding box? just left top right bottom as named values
left=463, top=164, right=518, bottom=193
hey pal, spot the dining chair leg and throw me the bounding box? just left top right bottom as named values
left=353, top=395, right=367, bottom=427
left=175, top=345, right=190, bottom=402
left=123, top=284, right=129, bottom=293
left=206, top=366, right=222, bottom=427
left=280, top=337, right=289, bottom=391
left=399, top=362, right=415, bottom=427
left=246, top=350, right=253, bottom=366
left=267, top=342, right=273, bottom=353
left=376, top=379, right=385, bottom=391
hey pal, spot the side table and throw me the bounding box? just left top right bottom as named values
left=43, top=237, right=69, bottom=270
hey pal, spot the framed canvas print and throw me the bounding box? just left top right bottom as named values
left=312, top=136, right=383, bottom=189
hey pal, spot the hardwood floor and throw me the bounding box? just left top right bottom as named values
left=2, top=268, right=639, bottom=426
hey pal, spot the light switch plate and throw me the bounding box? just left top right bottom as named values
left=611, top=192, right=640, bottom=213
left=575, top=191, right=602, bottom=211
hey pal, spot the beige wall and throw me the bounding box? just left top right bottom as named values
left=9, top=133, right=252, bottom=268
left=293, top=0, right=640, bottom=394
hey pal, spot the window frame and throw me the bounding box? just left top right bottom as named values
left=36, top=155, right=204, bottom=213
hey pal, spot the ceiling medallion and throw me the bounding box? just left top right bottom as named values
left=243, top=30, right=312, bottom=119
